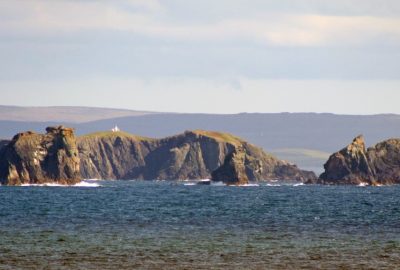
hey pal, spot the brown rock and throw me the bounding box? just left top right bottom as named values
left=211, top=146, right=249, bottom=185
left=77, top=130, right=317, bottom=182
left=0, top=126, right=81, bottom=185
left=316, top=135, right=400, bottom=185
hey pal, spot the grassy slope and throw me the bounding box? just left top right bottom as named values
left=79, top=131, right=155, bottom=142
left=79, top=129, right=247, bottom=145
left=192, top=130, right=244, bottom=145
left=271, top=148, right=329, bottom=173
left=0, top=106, right=156, bottom=123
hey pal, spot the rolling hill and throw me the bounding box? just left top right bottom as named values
left=1, top=106, right=400, bottom=172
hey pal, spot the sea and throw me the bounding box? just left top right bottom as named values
left=0, top=180, right=399, bottom=269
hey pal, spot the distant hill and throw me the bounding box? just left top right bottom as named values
left=0, top=105, right=158, bottom=123
left=1, top=106, right=400, bottom=172
left=271, top=148, right=330, bottom=174
left=68, top=113, right=400, bottom=151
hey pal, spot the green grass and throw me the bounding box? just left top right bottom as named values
left=271, top=148, right=329, bottom=173
left=191, top=130, right=244, bottom=145
left=79, top=131, right=154, bottom=141
left=272, top=148, right=330, bottom=160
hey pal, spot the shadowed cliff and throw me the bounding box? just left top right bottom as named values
left=0, top=127, right=316, bottom=185
left=314, top=135, right=400, bottom=185
left=0, top=126, right=81, bottom=185
left=78, top=130, right=316, bottom=183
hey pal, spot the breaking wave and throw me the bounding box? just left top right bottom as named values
left=19, top=180, right=100, bottom=187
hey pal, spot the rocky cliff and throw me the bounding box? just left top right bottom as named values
left=0, top=126, right=81, bottom=185
left=316, top=135, right=400, bottom=185
left=0, top=140, right=9, bottom=150
left=77, top=131, right=156, bottom=180
left=211, top=146, right=249, bottom=185
left=77, top=130, right=316, bottom=183
left=0, top=127, right=316, bottom=184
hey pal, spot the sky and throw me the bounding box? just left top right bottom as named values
left=0, top=0, right=400, bottom=114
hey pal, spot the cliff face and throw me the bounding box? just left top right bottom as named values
left=78, top=130, right=316, bottom=182
left=0, top=126, right=81, bottom=185
left=367, top=138, right=400, bottom=185
left=211, top=146, right=249, bottom=185
left=0, top=140, right=9, bottom=150
left=77, top=130, right=233, bottom=180
left=77, top=132, right=156, bottom=180
left=317, top=135, right=400, bottom=185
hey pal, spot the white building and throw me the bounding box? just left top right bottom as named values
left=111, top=125, right=120, bottom=132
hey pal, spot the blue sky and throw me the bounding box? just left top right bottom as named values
left=1, top=0, right=399, bottom=114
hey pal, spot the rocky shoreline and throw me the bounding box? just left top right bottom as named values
left=1, top=126, right=400, bottom=186
left=309, top=135, right=400, bottom=185
left=0, top=126, right=81, bottom=185
left=0, top=126, right=316, bottom=185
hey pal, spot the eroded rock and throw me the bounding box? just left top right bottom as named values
left=0, top=126, right=81, bottom=185
left=77, top=130, right=316, bottom=182
left=316, top=135, right=400, bottom=185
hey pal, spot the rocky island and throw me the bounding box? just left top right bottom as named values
left=0, top=127, right=316, bottom=185
left=0, top=126, right=81, bottom=185
left=78, top=129, right=316, bottom=185
left=312, top=135, right=400, bottom=185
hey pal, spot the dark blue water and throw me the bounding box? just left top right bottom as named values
left=1, top=181, right=399, bottom=269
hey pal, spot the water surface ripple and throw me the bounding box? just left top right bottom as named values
left=0, top=181, right=399, bottom=269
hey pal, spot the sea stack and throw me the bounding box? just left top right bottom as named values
left=315, top=135, right=400, bottom=185
left=211, top=146, right=249, bottom=185
left=0, top=126, right=81, bottom=185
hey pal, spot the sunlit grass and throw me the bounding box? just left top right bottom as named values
left=79, top=131, right=155, bottom=141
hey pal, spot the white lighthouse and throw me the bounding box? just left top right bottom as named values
left=111, top=125, right=120, bottom=132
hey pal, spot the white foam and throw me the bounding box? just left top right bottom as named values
left=19, top=180, right=100, bottom=187
left=266, top=184, right=281, bottom=187
left=73, top=181, right=100, bottom=187
left=358, top=182, right=369, bottom=187
left=183, top=183, right=196, bottom=186
left=293, top=183, right=305, bottom=187
left=238, top=183, right=260, bottom=187
left=21, top=183, right=68, bottom=187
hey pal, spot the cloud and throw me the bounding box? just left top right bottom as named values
left=1, top=1, right=400, bottom=47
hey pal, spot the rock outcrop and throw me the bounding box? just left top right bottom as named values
left=211, top=146, right=249, bottom=185
left=0, top=126, right=81, bottom=185
left=315, top=135, right=400, bottom=185
left=0, top=128, right=316, bottom=185
left=78, top=132, right=156, bottom=180
left=77, top=130, right=316, bottom=183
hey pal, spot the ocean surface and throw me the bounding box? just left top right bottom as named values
left=0, top=180, right=399, bottom=269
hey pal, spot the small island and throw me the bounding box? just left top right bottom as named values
left=309, top=135, right=400, bottom=185
left=0, top=126, right=316, bottom=185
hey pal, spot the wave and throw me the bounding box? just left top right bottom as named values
left=237, top=183, right=260, bottom=187
left=21, top=183, right=66, bottom=187
left=266, top=184, right=281, bottom=187
left=73, top=181, right=101, bottom=187
left=293, top=183, right=305, bottom=187
left=183, top=183, right=196, bottom=186
left=19, top=180, right=100, bottom=187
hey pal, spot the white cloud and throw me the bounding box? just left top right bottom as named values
left=1, top=1, right=399, bottom=47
